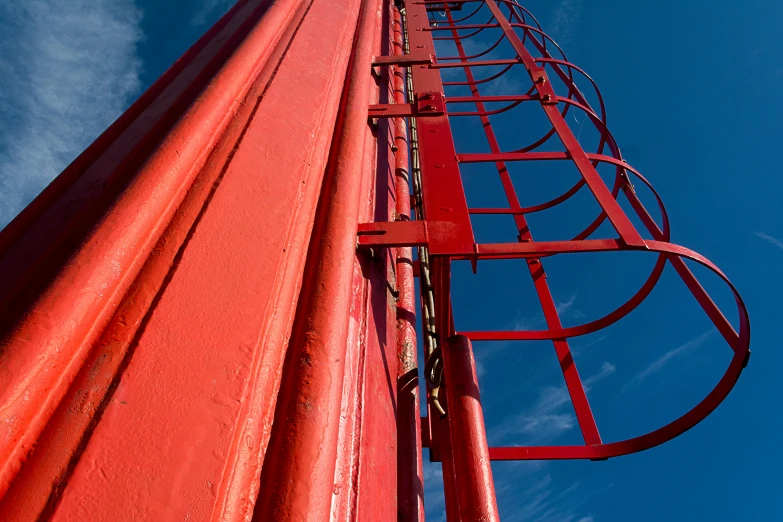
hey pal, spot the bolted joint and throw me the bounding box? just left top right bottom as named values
left=415, top=91, right=445, bottom=115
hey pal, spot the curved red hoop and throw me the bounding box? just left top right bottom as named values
left=477, top=240, right=750, bottom=460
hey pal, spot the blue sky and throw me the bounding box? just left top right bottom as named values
left=0, top=0, right=781, bottom=521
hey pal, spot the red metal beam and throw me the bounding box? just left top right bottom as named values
left=442, top=335, right=499, bottom=521
left=350, top=4, right=400, bottom=517
left=0, top=0, right=312, bottom=503
left=373, top=53, right=433, bottom=66
left=0, top=8, right=335, bottom=510
left=401, top=0, right=475, bottom=256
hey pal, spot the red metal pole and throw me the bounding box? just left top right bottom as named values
left=392, top=5, right=425, bottom=522
left=252, top=0, right=383, bottom=517
left=442, top=335, right=500, bottom=521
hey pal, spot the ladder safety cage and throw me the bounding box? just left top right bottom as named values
left=360, top=0, right=750, bottom=462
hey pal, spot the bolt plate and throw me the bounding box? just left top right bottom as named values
left=415, top=91, right=445, bottom=115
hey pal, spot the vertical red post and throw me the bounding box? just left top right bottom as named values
left=401, top=0, right=474, bottom=256
left=442, top=335, right=500, bottom=521
left=392, top=5, right=425, bottom=522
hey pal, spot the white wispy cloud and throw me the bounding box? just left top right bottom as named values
left=0, top=0, right=143, bottom=228
left=513, top=294, right=585, bottom=330
left=472, top=340, right=512, bottom=380
left=476, top=356, right=488, bottom=379
left=548, top=0, right=584, bottom=47
left=497, top=470, right=602, bottom=522
left=514, top=313, right=542, bottom=332
left=584, top=361, right=615, bottom=386
left=483, top=73, right=526, bottom=97
left=422, top=461, right=447, bottom=522
left=555, top=294, right=585, bottom=319
left=492, top=361, right=615, bottom=445
left=754, top=232, right=783, bottom=250
left=190, top=0, right=234, bottom=27
left=426, top=457, right=603, bottom=522
left=622, top=330, right=714, bottom=392
left=571, top=335, right=607, bottom=357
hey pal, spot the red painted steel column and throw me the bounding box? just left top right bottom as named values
left=392, top=5, right=425, bottom=522
left=442, top=335, right=500, bottom=521
left=0, top=0, right=366, bottom=517
left=252, top=0, right=383, bottom=517
left=0, top=0, right=306, bottom=499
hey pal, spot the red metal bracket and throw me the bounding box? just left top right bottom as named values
left=368, top=91, right=446, bottom=120
left=357, top=220, right=468, bottom=248
left=372, top=53, right=434, bottom=66
left=357, top=221, right=428, bottom=247
left=369, top=104, right=416, bottom=119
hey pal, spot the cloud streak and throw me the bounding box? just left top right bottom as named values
left=422, top=462, right=447, bottom=522
left=555, top=293, right=585, bottom=319
left=496, top=470, right=603, bottom=522
left=0, top=0, right=143, bottom=228
left=622, top=330, right=714, bottom=392
left=492, top=361, right=615, bottom=445
left=190, top=0, right=234, bottom=27
left=755, top=232, right=783, bottom=250
left=548, top=0, right=584, bottom=47
left=427, top=457, right=602, bottom=522
left=571, top=335, right=607, bottom=357
left=513, top=294, right=585, bottom=331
